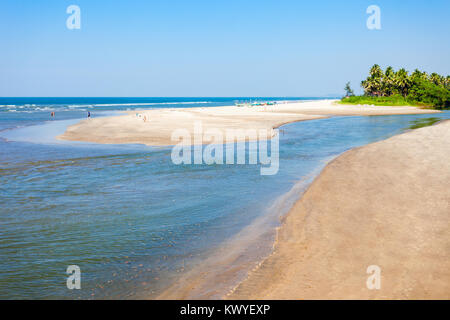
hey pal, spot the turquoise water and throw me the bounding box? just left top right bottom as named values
left=0, top=98, right=448, bottom=299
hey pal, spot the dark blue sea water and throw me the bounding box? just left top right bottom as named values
left=0, top=97, right=448, bottom=299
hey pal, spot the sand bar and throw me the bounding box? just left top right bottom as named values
left=58, top=100, right=439, bottom=146
left=229, top=121, right=450, bottom=299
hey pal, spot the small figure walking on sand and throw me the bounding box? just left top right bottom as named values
left=51, top=111, right=55, bottom=119
left=87, top=111, right=91, bottom=119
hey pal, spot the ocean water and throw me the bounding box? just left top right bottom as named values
left=0, top=97, right=448, bottom=299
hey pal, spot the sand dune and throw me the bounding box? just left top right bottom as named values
left=228, top=121, right=450, bottom=299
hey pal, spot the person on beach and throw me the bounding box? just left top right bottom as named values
left=87, top=111, right=91, bottom=119
left=50, top=111, right=55, bottom=119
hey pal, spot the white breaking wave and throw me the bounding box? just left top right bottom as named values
left=0, top=101, right=213, bottom=112
left=87, top=101, right=212, bottom=107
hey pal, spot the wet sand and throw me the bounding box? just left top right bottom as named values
left=58, top=100, right=438, bottom=146
left=228, top=121, right=450, bottom=299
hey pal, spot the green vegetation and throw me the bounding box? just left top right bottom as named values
left=341, top=65, right=450, bottom=109
left=408, top=117, right=442, bottom=130
left=340, top=95, right=423, bottom=107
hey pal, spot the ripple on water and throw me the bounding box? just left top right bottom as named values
left=1, top=110, right=449, bottom=299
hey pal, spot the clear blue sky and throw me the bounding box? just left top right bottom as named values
left=0, top=0, right=449, bottom=97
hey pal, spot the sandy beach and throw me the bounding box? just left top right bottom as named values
left=228, top=121, right=450, bottom=300
left=58, top=100, right=439, bottom=146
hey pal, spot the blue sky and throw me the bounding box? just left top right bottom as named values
left=0, top=0, right=449, bottom=97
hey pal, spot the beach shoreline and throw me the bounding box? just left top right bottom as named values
left=227, top=120, right=450, bottom=300
left=2, top=98, right=448, bottom=299
left=57, top=100, right=440, bottom=146
left=154, top=163, right=329, bottom=300
left=55, top=99, right=445, bottom=300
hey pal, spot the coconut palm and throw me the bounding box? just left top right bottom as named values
left=361, top=77, right=382, bottom=96
left=369, top=64, right=383, bottom=78
left=429, top=73, right=444, bottom=86
left=394, top=68, right=412, bottom=97
left=362, top=64, right=384, bottom=96
left=355, top=65, right=449, bottom=109
left=445, top=76, right=450, bottom=90
left=411, top=69, right=428, bottom=81
left=382, top=66, right=395, bottom=96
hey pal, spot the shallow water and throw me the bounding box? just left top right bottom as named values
left=0, top=98, right=448, bottom=299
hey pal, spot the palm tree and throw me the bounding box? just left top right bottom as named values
left=382, top=66, right=395, bottom=96
left=429, top=73, right=443, bottom=86
left=445, top=76, right=450, bottom=90
left=394, top=68, right=411, bottom=97
left=369, top=64, right=383, bottom=78
left=361, top=77, right=382, bottom=96
left=411, top=69, right=427, bottom=81
left=362, top=64, right=384, bottom=96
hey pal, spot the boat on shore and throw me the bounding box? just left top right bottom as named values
left=235, top=101, right=277, bottom=107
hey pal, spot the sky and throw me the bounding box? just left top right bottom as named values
left=0, top=0, right=449, bottom=97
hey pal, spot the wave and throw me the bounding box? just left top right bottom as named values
left=1, top=107, right=87, bottom=113
left=86, top=101, right=213, bottom=107
left=0, top=101, right=213, bottom=112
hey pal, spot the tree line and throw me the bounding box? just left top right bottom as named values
left=344, top=65, right=450, bottom=109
